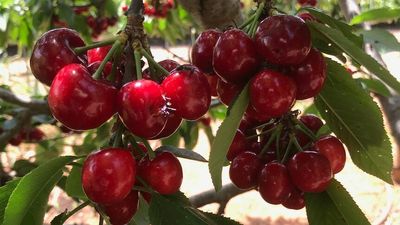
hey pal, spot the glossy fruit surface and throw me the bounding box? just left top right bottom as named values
left=258, top=162, right=293, bottom=204
left=82, top=148, right=136, bottom=204
left=118, top=79, right=167, bottom=138
left=30, top=28, right=86, bottom=85
left=226, top=129, right=248, bottom=161
left=216, top=78, right=244, bottom=106
left=213, top=28, right=260, bottom=83
left=244, top=105, right=272, bottom=123
left=314, top=135, right=346, bottom=174
left=290, top=48, right=326, bottom=100
left=229, top=152, right=263, bottom=189
left=282, top=188, right=305, bottom=210
left=250, top=69, right=297, bottom=117
left=206, top=74, right=218, bottom=97
left=87, top=46, right=112, bottom=64
left=48, top=64, right=118, bottom=130
left=255, top=15, right=311, bottom=65
left=103, top=190, right=139, bottom=225
left=87, top=61, right=123, bottom=86
left=151, top=113, right=182, bottom=139
left=143, top=59, right=179, bottom=81
left=162, top=66, right=211, bottom=120
left=299, top=114, right=323, bottom=133
left=138, top=152, right=183, bottom=194
left=191, top=29, right=222, bottom=73
left=288, top=151, right=333, bottom=192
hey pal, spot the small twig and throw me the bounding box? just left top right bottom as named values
left=0, top=88, right=50, bottom=114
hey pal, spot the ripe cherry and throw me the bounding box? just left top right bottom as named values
left=191, top=29, right=222, bottom=73
left=143, top=59, right=179, bottom=81
left=314, top=135, right=346, bottom=174
left=151, top=113, right=182, bottom=139
left=87, top=46, right=112, bottom=64
left=82, top=148, right=136, bottom=205
left=206, top=74, right=218, bottom=97
left=216, top=78, right=244, bottom=106
left=250, top=69, right=297, bottom=118
left=290, top=48, right=326, bottom=100
left=226, top=129, right=248, bottom=161
left=30, top=28, right=86, bottom=85
left=162, top=66, right=211, bottom=120
left=22, top=128, right=45, bottom=142
left=255, top=15, right=311, bottom=65
left=138, top=152, right=183, bottom=195
left=297, top=13, right=317, bottom=22
left=282, top=188, right=305, bottom=210
left=288, top=151, right=333, bottom=193
left=299, top=114, right=323, bottom=133
left=258, top=162, right=293, bottom=204
left=118, top=79, right=167, bottom=139
left=48, top=64, right=118, bottom=130
left=298, top=0, right=317, bottom=7
left=229, top=152, right=263, bottom=189
left=213, top=28, right=260, bottom=83
left=245, top=105, right=272, bottom=123
left=88, top=61, right=123, bottom=86
left=103, top=190, right=139, bottom=225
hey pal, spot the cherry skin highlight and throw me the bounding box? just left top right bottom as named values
left=229, top=152, right=263, bottom=189
left=103, top=190, right=139, bottom=225
left=87, top=46, right=112, bottom=64
left=258, top=162, right=293, bottom=204
left=191, top=29, right=222, bottom=73
left=314, top=135, right=346, bottom=174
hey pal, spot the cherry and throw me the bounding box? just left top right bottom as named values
left=22, top=128, right=45, bottom=142
left=245, top=105, right=272, bottom=123
left=140, top=191, right=152, bottom=203
left=138, top=152, right=183, bottom=194
left=191, top=29, right=222, bottom=73
left=82, top=148, right=136, bottom=205
left=216, top=78, right=244, bottom=106
left=103, top=190, right=139, bottom=225
left=30, top=28, right=86, bottom=86
left=143, top=59, right=179, bottom=81
left=229, top=152, right=263, bottom=189
left=151, top=113, right=182, bottom=139
left=206, top=74, right=218, bottom=97
left=226, top=129, right=248, bottom=161
left=250, top=69, right=297, bottom=118
left=87, top=46, right=112, bottom=64
left=298, top=0, right=317, bottom=7
left=129, top=143, right=148, bottom=159
left=87, top=61, right=123, bottom=86
left=299, top=114, right=323, bottom=133
left=297, top=13, right=317, bottom=22
left=162, top=66, right=211, bottom=120
left=290, top=48, right=326, bottom=100
left=258, top=162, right=293, bottom=204
left=282, top=188, right=305, bottom=210
left=118, top=79, right=168, bottom=139
left=48, top=64, right=118, bottom=130
left=213, top=28, right=260, bottom=83
left=9, top=134, right=22, bottom=146
left=288, top=151, right=333, bottom=193
left=314, top=135, right=346, bottom=174
left=255, top=15, right=311, bottom=65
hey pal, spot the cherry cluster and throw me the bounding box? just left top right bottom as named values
left=144, top=0, right=174, bottom=18
left=2, top=127, right=45, bottom=146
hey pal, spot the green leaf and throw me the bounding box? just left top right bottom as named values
left=358, top=28, right=400, bottom=53
left=305, top=179, right=370, bottom=225
left=3, top=156, right=77, bottom=225
left=155, top=146, right=208, bottom=162
left=65, top=161, right=87, bottom=200
left=308, top=21, right=400, bottom=94
left=356, top=78, right=391, bottom=97
left=350, top=7, right=400, bottom=25
left=180, top=121, right=199, bottom=150
left=161, top=130, right=181, bottom=147
left=0, top=179, right=20, bottom=224
left=209, top=84, right=249, bottom=191
left=315, top=59, right=392, bottom=184
left=130, top=197, right=150, bottom=225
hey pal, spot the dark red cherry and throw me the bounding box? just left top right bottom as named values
left=297, top=12, right=317, bottom=22
left=30, top=28, right=86, bottom=85
left=87, top=46, right=112, bottom=64
left=258, top=162, right=293, bottom=204
left=140, top=191, right=152, bottom=203
left=299, top=114, right=323, bottom=133
left=130, top=143, right=148, bottom=159
left=229, top=152, right=263, bottom=189
left=206, top=74, right=218, bottom=97
left=48, top=64, right=118, bottom=130
left=250, top=69, right=297, bottom=118
left=151, top=113, right=182, bottom=139
left=226, top=129, right=248, bottom=161
left=23, top=128, right=45, bottom=142
left=290, top=48, right=326, bottom=100
left=103, top=190, right=139, bottom=225
left=9, top=134, right=22, bottom=146
left=298, top=0, right=317, bottom=7
left=118, top=79, right=168, bottom=139
left=88, top=61, right=123, bottom=86
left=82, top=148, right=136, bottom=205
left=245, top=105, right=272, bottom=123
left=255, top=15, right=311, bottom=65
left=282, top=188, right=305, bottom=210
left=314, top=135, right=346, bottom=174
left=138, top=152, right=183, bottom=194
left=143, top=59, right=179, bottom=81
left=213, top=28, right=260, bottom=83
left=162, top=66, right=211, bottom=120
left=288, top=151, right=333, bottom=193
left=191, top=29, right=222, bottom=73
left=216, top=78, right=244, bottom=106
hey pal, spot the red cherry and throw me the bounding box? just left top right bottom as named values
left=87, top=46, right=112, bottom=64
left=129, top=143, right=148, bottom=159
left=245, top=105, right=272, bottom=123
left=140, top=191, right=152, bottom=203
left=213, top=28, right=260, bottom=83
left=87, top=16, right=96, bottom=27
left=314, top=135, right=346, bottom=174
left=82, top=148, right=136, bottom=204
left=288, top=151, right=333, bottom=193
left=138, top=152, right=183, bottom=194
left=206, top=74, right=218, bottom=97
left=226, top=129, right=248, bottom=161
left=297, top=12, right=317, bottom=22
left=103, top=190, right=139, bottom=225
left=216, top=78, right=244, bottom=106
left=250, top=69, right=297, bottom=118
left=229, top=152, right=263, bottom=189
left=9, top=134, right=22, bottom=146
left=87, top=61, right=123, bottom=86
left=48, top=64, right=117, bottom=130
left=297, top=0, right=317, bottom=7
left=143, top=59, right=180, bottom=82
left=282, top=188, right=305, bottom=210
left=290, top=48, right=326, bottom=100
left=300, top=114, right=323, bottom=133
left=258, top=162, right=293, bottom=204
left=30, top=28, right=86, bottom=85
left=255, top=15, right=311, bottom=65
left=191, top=29, right=222, bottom=73
left=151, top=113, right=182, bottom=139
left=118, top=79, right=168, bottom=139
left=23, top=128, right=45, bottom=142
left=162, top=66, right=211, bottom=120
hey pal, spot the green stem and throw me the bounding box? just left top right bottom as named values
left=60, top=201, right=90, bottom=224
left=132, top=185, right=152, bottom=192
left=93, top=39, right=123, bottom=80
left=108, top=44, right=123, bottom=82
left=127, top=135, right=146, bottom=157
left=248, top=2, right=266, bottom=37
left=275, top=127, right=282, bottom=160
left=74, top=37, right=118, bottom=55
left=137, top=136, right=155, bottom=159
left=238, top=13, right=256, bottom=29
left=136, top=176, right=155, bottom=194
left=291, top=133, right=304, bottom=152
left=258, top=124, right=282, bottom=157
left=295, top=120, right=317, bottom=141
left=140, top=47, right=169, bottom=76
left=112, top=122, right=124, bottom=147
left=280, top=138, right=293, bottom=163
left=134, top=48, right=143, bottom=80
left=246, top=125, right=277, bottom=140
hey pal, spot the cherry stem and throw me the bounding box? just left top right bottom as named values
left=238, top=13, right=256, bottom=29
left=93, top=204, right=111, bottom=225
left=275, top=127, right=283, bottom=160
left=280, top=137, right=293, bottom=163
left=291, top=133, right=304, bottom=152
left=134, top=48, right=143, bottom=80
left=93, top=38, right=124, bottom=80
left=140, top=47, right=169, bottom=77
left=58, top=200, right=90, bottom=224
left=127, top=135, right=146, bottom=158
left=258, top=124, right=282, bottom=157
left=108, top=45, right=123, bottom=82
left=74, top=37, right=118, bottom=55
left=99, top=216, right=103, bottom=225
left=136, top=176, right=156, bottom=194
left=246, top=125, right=277, bottom=140
left=136, top=136, right=155, bottom=159
left=132, top=185, right=151, bottom=192
left=112, top=122, right=124, bottom=147
left=249, top=118, right=276, bottom=131
left=294, top=119, right=317, bottom=141
left=248, top=1, right=265, bottom=38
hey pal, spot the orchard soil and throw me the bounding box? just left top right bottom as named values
left=1, top=31, right=400, bottom=225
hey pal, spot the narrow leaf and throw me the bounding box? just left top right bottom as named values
left=356, top=78, right=391, bottom=97
left=0, top=179, right=20, bottom=224
left=350, top=7, right=400, bottom=25
left=65, top=161, right=87, bottom=200
left=155, top=146, right=208, bottom=162
left=358, top=28, right=400, bottom=53
left=130, top=197, right=150, bottom=225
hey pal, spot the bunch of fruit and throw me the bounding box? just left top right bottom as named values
left=143, top=0, right=174, bottom=18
